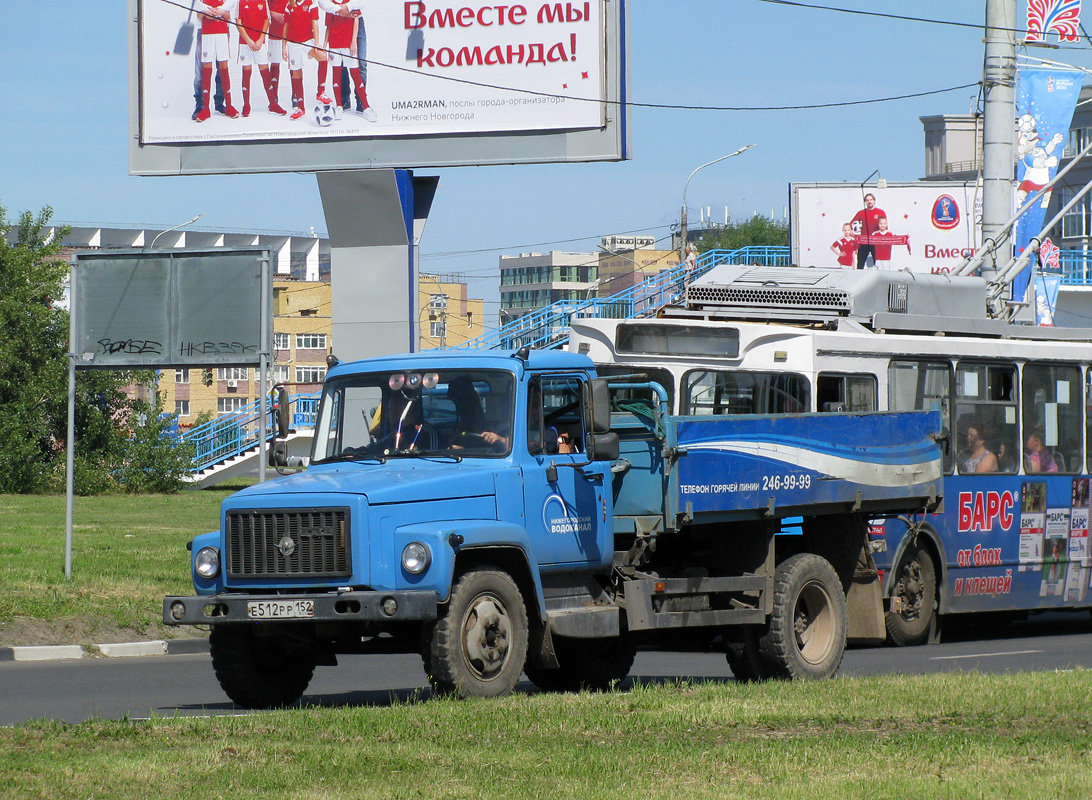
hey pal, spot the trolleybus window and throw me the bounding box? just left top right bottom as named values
left=954, top=362, right=1017, bottom=474
left=1022, top=363, right=1081, bottom=474
left=888, top=360, right=953, bottom=474
left=682, top=370, right=808, bottom=416
left=817, top=373, right=876, bottom=412
left=1087, top=370, right=1092, bottom=474
left=616, top=323, right=739, bottom=358
left=594, top=364, right=675, bottom=411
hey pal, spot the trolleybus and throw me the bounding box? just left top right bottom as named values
left=569, top=264, right=1092, bottom=645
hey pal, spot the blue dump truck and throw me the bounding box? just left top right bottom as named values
left=165, top=349, right=943, bottom=707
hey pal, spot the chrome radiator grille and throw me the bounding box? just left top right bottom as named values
left=225, top=508, right=351, bottom=579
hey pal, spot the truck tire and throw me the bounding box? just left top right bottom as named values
left=724, top=626, right=775, bottom=682
left=884, top=541, right=937, bottom=647
left=427, top=567, right=529, bottom=698
left=209, top=625, right=316, bottom=709
left=758, top=553, right=847, bottom=680
left=525, top=634, right=636, bottom=692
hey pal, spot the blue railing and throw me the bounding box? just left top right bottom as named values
left=181, top=392, right=320, bottom=474
left=458, top=246, right=792, bottom=351
left=1058, top=251, right=1092, bottom=285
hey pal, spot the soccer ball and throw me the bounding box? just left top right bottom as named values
left=314, top=102, right=335, bottom=127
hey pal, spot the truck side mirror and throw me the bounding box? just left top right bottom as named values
left=583, top=378, right=612, bottom=435
left=268, top=439, right=287, bottom=468
left=586, top=430, right=620, bottom=462
left=275, top=385, right=290, bottom=439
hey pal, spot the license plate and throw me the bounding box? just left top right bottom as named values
left=246, top=599, right=315, bottom=619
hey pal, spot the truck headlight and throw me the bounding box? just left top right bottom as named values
left=195, top=547, right=221, bottom=579
left=401, top=542, right=431, bottom=575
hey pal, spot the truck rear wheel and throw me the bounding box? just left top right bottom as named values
left=885, top=541, right=937, bottom=647
left=758, top=553, right=847, bottom=680
left=525, top=634, right=636, bottom=692
left=427, top=567, right=529, bottom=698
left=209, top=625, right=316, bottom=709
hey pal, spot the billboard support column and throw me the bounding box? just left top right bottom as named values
left=318, top=170, right=438, bottom=360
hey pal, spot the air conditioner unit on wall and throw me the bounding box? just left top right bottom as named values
left=227, top=379, right=238, bottom=389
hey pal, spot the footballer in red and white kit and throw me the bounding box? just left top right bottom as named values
left=317, top=0, right=366, bottom=120
left=195, top=0, right=240, bottom=121
left=281, top=0, right=325, bottom=120
left=235, top=0, right=287, bottom=116
left=266, top=0, right=289, bottom=100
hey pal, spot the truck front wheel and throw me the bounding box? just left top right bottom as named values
left=427, top=567, right=529, bottom=698
left=209, top=625, right=316, bottom=708
left=758, top=553, right=847, bottom=680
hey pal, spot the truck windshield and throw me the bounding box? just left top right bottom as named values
left=312, top=369, right=515, bottom=461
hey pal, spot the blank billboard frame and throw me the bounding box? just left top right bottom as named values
left=71, top=248, right=271, bottom=370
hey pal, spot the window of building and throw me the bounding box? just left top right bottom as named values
left=217, top=397, right=247, bottom=414
left=430, top=321, right=445, bottom=338
left=296, top=333, right=327, bottom=350
left=273, top=364, right=290, bottom=384
left=1061, top=185, right=1091, bottom=240
left=295, top=365, right=327, bottom=384
left=217, top=367, right=249, bottom=381
left=1023, top=363, right=1081, bottom=474
left=174, top=368, right=189, bottom=383
left=175, top=399, right=190, bottom=417
left=273, top=332, right=290, bottom=351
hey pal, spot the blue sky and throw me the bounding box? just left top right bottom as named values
left=4, top=2, right=1091, bottom=315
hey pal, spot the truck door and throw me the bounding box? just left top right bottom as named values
left=523, top=375, right=612, bottom=568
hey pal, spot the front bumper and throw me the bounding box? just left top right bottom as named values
left=163, top=590, right=438, bottom=626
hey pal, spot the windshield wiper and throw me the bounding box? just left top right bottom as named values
left=317, top=451, right=387, bottom=465
left=384, top=450, right=462, bottom=463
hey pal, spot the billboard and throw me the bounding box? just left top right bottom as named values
left=71, top=249, right=271, bottom=369
left=130, top=0, right=629, bottom=174
left=792, top=182, right=981, bottom=274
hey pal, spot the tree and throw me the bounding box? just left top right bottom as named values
left=0, top=203, right=194, bottom=494
left=696, top=214, right=790, bottom=252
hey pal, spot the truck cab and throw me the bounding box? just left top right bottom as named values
left=166, top=349, right=622, bottom=704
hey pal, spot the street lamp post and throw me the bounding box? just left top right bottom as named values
left=679, top=145, right=756, bottom=263
left=149, top=213, right=205, bottom=249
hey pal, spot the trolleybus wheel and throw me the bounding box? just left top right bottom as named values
left=885, top=541, right=937, bottom=647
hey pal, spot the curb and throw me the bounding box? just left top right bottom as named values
left=0, top=638, right=209, bottom=663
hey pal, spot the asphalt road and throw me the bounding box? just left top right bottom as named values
left=2, top=611, right=1091, bottom=726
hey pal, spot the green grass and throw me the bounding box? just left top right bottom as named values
left=3, top=672, right=1092, bottom=799
left=0, top=483, right=253, bottom=644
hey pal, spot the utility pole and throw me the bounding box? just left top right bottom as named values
left=980, top=0, right=1018, bottom=280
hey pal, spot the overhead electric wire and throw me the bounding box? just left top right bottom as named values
left=756, top=0, right=1092, bottom=50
